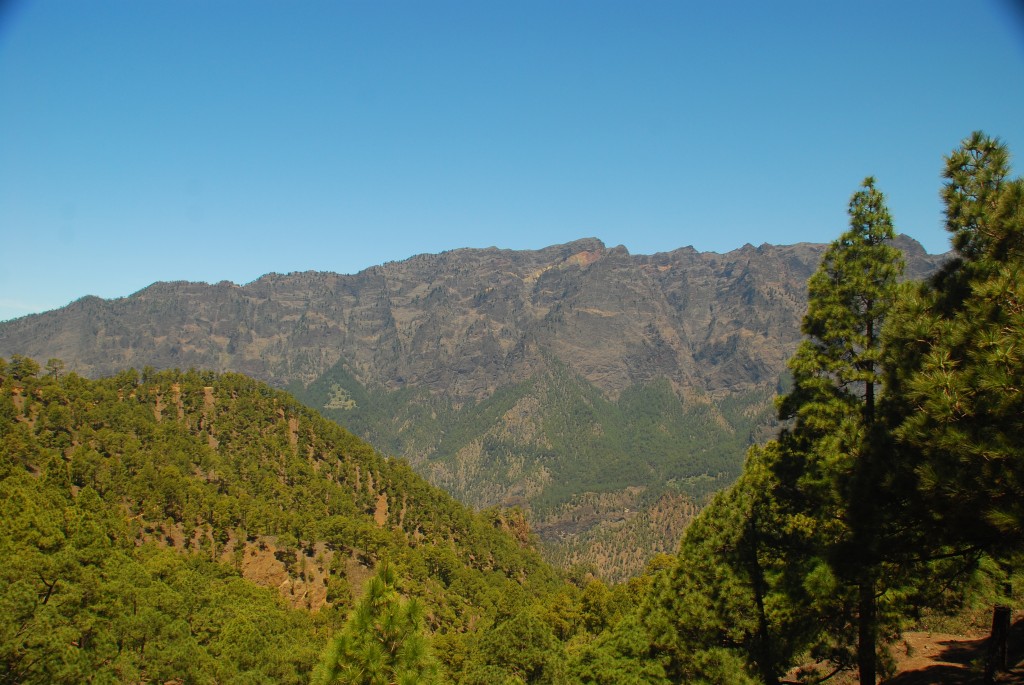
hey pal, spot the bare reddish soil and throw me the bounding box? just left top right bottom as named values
left=882, top=615, right=1024, bottom=684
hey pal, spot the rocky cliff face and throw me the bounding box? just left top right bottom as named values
left=0, top=234, right=945, bottom=401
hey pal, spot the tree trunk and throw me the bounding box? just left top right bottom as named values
left=746, top=515, right=779, bottom=685
left=984, top=604, right=1012, bottom=684
left=858, top=578, right=877, bottom=685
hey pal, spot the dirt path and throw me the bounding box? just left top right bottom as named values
left=882, top=616, right=1024, bottom=684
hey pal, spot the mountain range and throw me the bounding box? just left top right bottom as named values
left=0, top=235, right=947, bottom=579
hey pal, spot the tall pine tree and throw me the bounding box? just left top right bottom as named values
left=645, top=179, right=912, bottom=685
left=772, top=177, right=905, bottom=685
left=888, top=131, right=1024, bottom=559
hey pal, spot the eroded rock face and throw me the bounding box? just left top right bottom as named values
left=0, top=235, right=947, bottom=402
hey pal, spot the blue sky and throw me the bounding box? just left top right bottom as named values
left=1, top=1, right=1023, bottom=322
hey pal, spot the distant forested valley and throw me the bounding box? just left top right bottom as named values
left=3, top=131, right=1023, bottom=683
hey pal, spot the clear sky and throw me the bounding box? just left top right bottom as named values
left=1, top=1, right=1023, bottom=322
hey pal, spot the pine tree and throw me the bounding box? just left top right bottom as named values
left=644, top=179, right=916, bottom=685
left=888, top=132, right=1024, bottom=558
left=772, top=177, right=905, bottom=685
left=312, top=562, right=439, bottom=685
left=643, top=442, right=815, bottom=685
left=941, top=130, right=1012, bottom=261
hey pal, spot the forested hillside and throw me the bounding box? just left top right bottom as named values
left=0, top=355, right=695, bottom=684
left=0, top=360, right=578, bottom=682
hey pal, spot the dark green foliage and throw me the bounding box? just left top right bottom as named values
left=7, top=354, right=40, bottom=382
left=643, top=443, right=819, bottom=685
left=459, top=609, right=569, bottom=684
left=778, top=177, right=903, bottom=432
left=888, top=131, right=1024, bottom=558
left=768, top=177, right=912, bottom=685
left=569, top=614, right=669, bottom=685
left=941, top=130, right=1013, bottom=260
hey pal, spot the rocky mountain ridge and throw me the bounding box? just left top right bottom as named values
left=0, top=235, right=944, bottom=400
